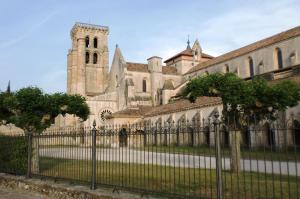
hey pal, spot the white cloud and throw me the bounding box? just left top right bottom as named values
left=127, top=0, right=300, bottom=61
left=198, top=0, right=300, bottom=55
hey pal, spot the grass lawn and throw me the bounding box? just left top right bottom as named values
left=37, top=157, right=299, bottom=199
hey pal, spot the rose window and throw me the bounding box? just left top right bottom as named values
left=100, top=110, right=112, bottom=121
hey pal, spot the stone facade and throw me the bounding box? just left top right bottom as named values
left=64, top=22, right=213, bottom=127
left=62, top=22, right=300, bottom=142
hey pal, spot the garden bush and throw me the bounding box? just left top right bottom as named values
left=0, top=135, right=28, bottom=175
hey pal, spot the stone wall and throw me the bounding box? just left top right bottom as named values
left=184, top=36, right=300, bottom=80
left=0, top=125, right=24, bottom=135
left=0, top=173, right=155, bottom=199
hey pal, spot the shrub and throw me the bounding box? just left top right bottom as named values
left=0, top=135, right=28, bottom=175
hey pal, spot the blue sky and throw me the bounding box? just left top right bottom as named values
left=0, top=0, right=299, bottom=93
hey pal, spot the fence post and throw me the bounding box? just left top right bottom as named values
left=213, top=111, right=223, bottom=199
left=27, top=131, right=32, bottom=178
left=91, top=120, right=97, bottom=190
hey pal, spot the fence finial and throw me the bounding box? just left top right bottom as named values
left=93, top=120, right=96, bottom=128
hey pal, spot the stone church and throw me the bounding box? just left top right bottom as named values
left=63, top=22, right=215, bottom=127
left=57, top=22, right=300, bottom=148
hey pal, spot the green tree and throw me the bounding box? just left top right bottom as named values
left=183, top=73, right=300, bottom=172
left=0, top=87, right=89, bottom=132
left=0, top=87, right=90, bottom=174
left=183, top=73, right=300, bottom=126
left=0, top=91, right=15, bottom=125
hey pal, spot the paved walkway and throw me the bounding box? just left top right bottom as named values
left=0, top=188, right=50, bottom=199
left=40, top=147, right=300, bottom=176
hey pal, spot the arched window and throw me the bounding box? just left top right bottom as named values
left=290, top=52, right=296, bottom=59
left=116, top=75, right=119, bottom=87
left=275, top=48, right=283, bottom=69
left=93, top=37, right=98, bottom=48
left=248, top=57, right=254, bottom=77
left=142, top=79, right=147, bottom=92
left=290, top=51, right=296, bottom=65
left=85, top=36, right=89, bottom=48
left=85, top=52, right=90, bottom=64
left=224, top=64, right=229, bottom=73
left=233, top=67, right=239, bottom=76
left=194, top=50, right=198, bottom=59
left=258, top=61, right=264, bottom=74
left=93, top=53, right=98, bottom=64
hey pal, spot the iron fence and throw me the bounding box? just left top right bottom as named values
left=1, top=114, right=300, bottom=198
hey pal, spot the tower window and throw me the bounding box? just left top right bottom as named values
left=275, top=48, right=283, bottom=69
left=93, top=37, right=98, bottom=48
left=85, top=36, right=89, bottom=48
left=85, top=52, right=90, bottom=64
left=93, top=53, right=98, bottom=64
left=142, top=79, right=147, bottom=92
left=248, top=57, right=254, bottom=77
left=194, top=50, right=198, bottom=60
left=116, top=75, right=119, bottom=87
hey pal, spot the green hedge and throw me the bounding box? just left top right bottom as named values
left=0, top=135, right=28, bottom=175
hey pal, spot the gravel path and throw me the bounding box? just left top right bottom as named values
left=40, top=147, right=300, bottom=176
left=0, top=188, right=50, bottom=199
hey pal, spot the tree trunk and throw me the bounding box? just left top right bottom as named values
left=230, top=130, right=241, bottom=172
left=31, top=133, right=39, bottom=174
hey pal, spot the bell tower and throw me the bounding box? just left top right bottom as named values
left=67, top=22, right=109, bottom=96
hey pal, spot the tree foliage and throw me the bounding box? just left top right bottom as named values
left=0, top=87, right=90, bottom=132
left=183, top=73, right=300, bottom=125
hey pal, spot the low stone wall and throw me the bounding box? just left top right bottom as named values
left=0, top=173, right=160, bottom=199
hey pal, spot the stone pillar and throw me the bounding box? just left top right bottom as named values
left=31, top=133, right=40, bottom=174
left=230, top=130, right=241, bottom=172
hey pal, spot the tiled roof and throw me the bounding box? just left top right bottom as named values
left=126, top=62, right=149, bottom=72
left=144, top=96, right=222, bottom=117
left=126, top=62, right=178, bottom=75
left=164, top=48, right=214, bottom=63
left=111, top=97, right=222, bottom=118
left=162, top=66, right=177, bottom=75
left=111, top=106, right=153, bottom=118
left=185, top=26, right=300, bottom=75
left=201, top=53, right=215, bottom=59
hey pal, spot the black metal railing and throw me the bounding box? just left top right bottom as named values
left=1, top=114, right=300, bottom=198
